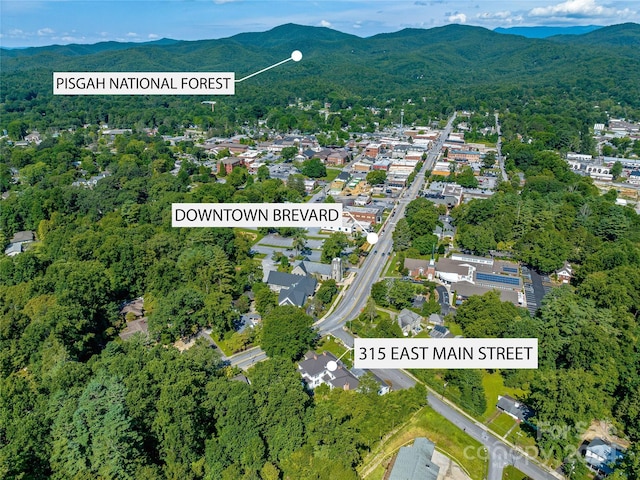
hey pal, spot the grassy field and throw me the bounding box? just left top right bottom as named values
left=502, top=465, right=530, bottom=480
left=315, top=336, right=353, bottom=368
left=383, top=252, right=402, bottom=277
left=489, top=413, right=517, bottom=437
left=481, top=371, right=527, bottom=422
left=506, top=426, right=538, bottom=450
left=322, top=168, right=343, bottom=182
left=360, top=406, right=486, bottom=480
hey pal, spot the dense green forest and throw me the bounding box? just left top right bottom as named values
left=1, top=22, right=640, bottom=479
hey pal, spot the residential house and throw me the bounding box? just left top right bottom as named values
left=434, top=215, right=456, bottom=240
left=585, top=438, right=625, bottom=475
left=24, top=131, right=42, bottom=145
left=4, top=230, right=35, bottom=257
left=118, top=297, right=149, bottom=340
left=304, top=179, right=317, bottom=193
left=496, top=395, right=535, bottom=423
left=397, top=309, right=423, bottom=336
left=555, top=261, right=573, bottom=284
left=266, top=271, right=317, bottom=307
left=429, top=325, right=453, bottom=338
left=388, top=437, right=440, bottom=480
left=628, top=170, right=640, bottom=185
left=298, top=351, right=359, bottom=391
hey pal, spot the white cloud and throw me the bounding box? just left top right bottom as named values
left=319, top=19, right=332, bottom=27
left=213, top=0, right=240, bottom=4
left=148, top=33, right=160, bottom=39
left=448, top=12, right=467, bottom=23
left=126, top=32, right=138, bottom=37
left=37, top=27, right=54, bottom=36
left=58, top=35, right=86, bottom=43
left=477, top=10, right=512, bottom=20
left=530, top=0, right=608, bottom=18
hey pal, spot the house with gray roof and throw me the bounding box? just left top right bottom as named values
left=397, top=309, right=423, bottom=336
left=292, top=260, right=333, bottom=280
left=266, top=271, right=317, bottom=308
left=585, top=438, right=625, bottom=475
left=388, top=437, right=440, bottom=480
left=496, top=395, right=534, bottom=422
left=430, top=325, right=453, bottom=338
left=4, top=230, right=35, bottom=257
left=298, top=351, right=359, bottom=391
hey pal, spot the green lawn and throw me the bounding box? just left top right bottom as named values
left=502, top=465, right=529, bottom=480
left=383, top=252, right=402, bottom=277
left=481, top=371, right=527, bottom=421
left=506, top=426, right=537, bottom=450
left=489, top=413, right=517, bottom=437
left=447, top=322, right=464, bottom=336
left=322, top=168, right=343, bottom=182
left=360, top=406, right=486, bottom=479
left=315, top=336, right=353, bottom=368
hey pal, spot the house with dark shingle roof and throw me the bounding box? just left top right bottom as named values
left=266, top=271, right=317, bottom=308
left=397, top=309, right=423, bottom=336
left=496, top=395, right=534, bottom=422
left=4, top=230, right=35, bottom=257
left=298, top=351, right=359, bottom=391
left=388, top=437, right=440, bottom=480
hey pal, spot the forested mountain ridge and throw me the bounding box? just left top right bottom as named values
left=546, top=22, right=640, bottom=47
left=2, top=23, right=639, bottom=137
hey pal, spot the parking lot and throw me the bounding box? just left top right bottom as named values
left=522, top=266, right=553, bottom=315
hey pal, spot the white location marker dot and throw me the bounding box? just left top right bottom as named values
left=291, top=50, right=303, bottom=62
left=367, top=232, right=379, bottom=245
left=326, top=360, right=338, bottom=372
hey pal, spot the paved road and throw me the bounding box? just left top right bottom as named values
left=316, top=113, right=456, bottom=336
left=231, top=114, right=456, bottom=391
left=227, top=346, right=268, bottom=370
left=436, top=285, right=452, bottom=316
left=522, top=265, right=552, bottom=315
left=495, top=112, right=508, bottom=182
left=427, top=393, right=563, bottom=480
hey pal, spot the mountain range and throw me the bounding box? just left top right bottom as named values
left=1, top=22, right=639, bottom=120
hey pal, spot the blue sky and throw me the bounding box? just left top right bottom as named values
left=1, top=0, right=638, bottom=48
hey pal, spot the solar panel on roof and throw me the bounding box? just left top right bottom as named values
left=503, top=267, right=518, bottom=273
left=476, top=272, right=520, bottom=285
